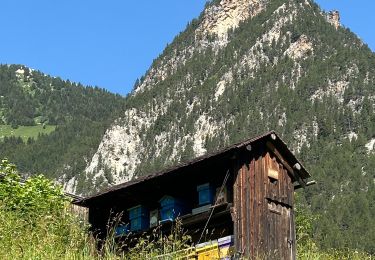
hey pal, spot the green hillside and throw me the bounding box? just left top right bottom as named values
left=0, top=64, right=126, bottom=184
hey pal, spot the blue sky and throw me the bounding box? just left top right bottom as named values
left=0, top=1, right=373, bottom=95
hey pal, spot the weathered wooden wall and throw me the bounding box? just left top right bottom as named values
left=233, top=147, right=296, bottom=259
left=69, top=203, right=89, bottom=222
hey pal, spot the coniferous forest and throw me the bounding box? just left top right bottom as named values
left=0, top=64, right=126, bottom=184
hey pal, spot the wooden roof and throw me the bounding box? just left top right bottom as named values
left=75, top=131, right=311, bottom=207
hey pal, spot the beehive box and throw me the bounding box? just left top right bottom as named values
left=114, top=224, right=129, bottom=237
left=127, top=205, right=149, bottom=232
left=218, top=235, right=234, bottom=259
left=159, top=195, right=188, bottom=221
left=128, top=205, right=148, bottom=219
left=197, top=183, right=214, bottom=206
left=196, top=241, right=219, bottom=260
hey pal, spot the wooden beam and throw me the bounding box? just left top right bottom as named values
left=266, top=141, right=306, bottom=188
left=294, top=180, right=316, bottom=190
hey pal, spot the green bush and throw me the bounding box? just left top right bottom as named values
left=0, top=159, right=66, bottom=217
left=0, top=159, right=96, bottom=259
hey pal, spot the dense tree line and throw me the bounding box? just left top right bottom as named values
left=0, top=64, right=125, bottom=126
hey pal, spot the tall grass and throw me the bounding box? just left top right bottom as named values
left=0, top=202, right=102, bottom=260
left=1, top=205, right=371, bottom=260
left=0, top=160, right=372, bottom=259
left=0, top=204, right=195, bottom=259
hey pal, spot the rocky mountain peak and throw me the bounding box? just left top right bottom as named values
left=197, top=0, right=269, bottom=40
left=133, top=0, right=270, bottom=94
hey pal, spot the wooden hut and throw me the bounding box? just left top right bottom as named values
left=74, top=131, right=313, bottom=259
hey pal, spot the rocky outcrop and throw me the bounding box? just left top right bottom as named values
left=326, top=10, right=340, bottom=30
left=197, top=0, right=268, bottom=41
left=285, top=34, right=313, bottom=60
left=134, top=0, right=269, bottom=94
left=365, top=138, right=375, bottom=153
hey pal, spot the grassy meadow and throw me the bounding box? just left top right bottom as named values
left=0, top=124, right=56, bottom=141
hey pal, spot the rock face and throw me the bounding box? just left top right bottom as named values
left=197, top=0, right=268, bottom=40
left=285, top=34, right=313, bottom=60
left=326, top=10, right=340, bottom=30
left=133, top=0, right=269, bottom=95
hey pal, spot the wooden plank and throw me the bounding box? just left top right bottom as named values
left=254, top=155, right=260, bottom=257
left=291, top=207, right=296, bottom=260
left=264, top=153, right=270, bottom=256
left=233, top=164, right=239, bottom=253
left=250, top=157, right=255, bottom=257
left=240, top=164, right=246, bottom=254
left=281, top=205, right=287, bottom=259
left=277, top=161, right=282, bottom=204
left=245, top=161, right=251, bottom=257
left=279, top=164, right=289, bottom=204
left=237, top=164, right=242, bottom=253
left=284, top=206, right=290, bottom=260
left=269, top=202, right=275, bottom=256
left=258, top=152, right=265, bottom=257
left=270, top=155, right=275, bottom=200
left=242, top=162, right=247, bottom=255
left=258, top=153, right=264, bottom=256
left=280, top=205, right=285, bottom=260
left=289, top=207, right=294, bottom=260
left=237, top=166, right=242, bottom=253
left=262, top=154, right=269, bottom=258
left=265, top=154, right=272, bottom=199
left=278, top=161, right=284, bottom=204
left=289, top=167, right=294, bottom=207
left=285, top=167, right=291, bottom=206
